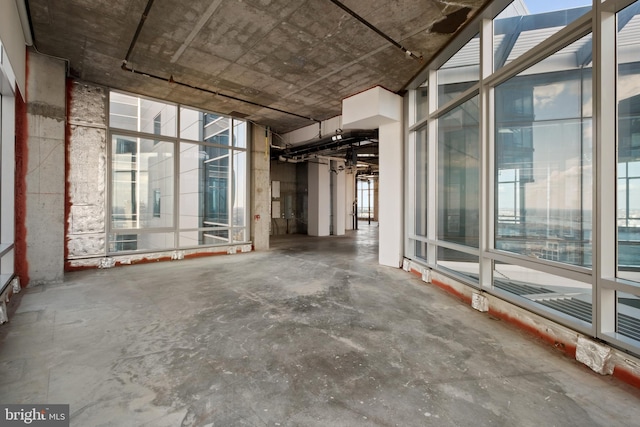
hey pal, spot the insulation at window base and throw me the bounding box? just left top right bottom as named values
left=576, top=336, right=614, bottom=375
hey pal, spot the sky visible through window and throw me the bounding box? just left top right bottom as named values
left=524, top=0, right=591, bottom=14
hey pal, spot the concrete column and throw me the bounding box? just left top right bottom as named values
left=331, top=160, right=346, bottom=235
left=342, top=86, right=403, bottom=267
left=308, top=160, right=330, bottom=236
left=250, top=125, right=270, bottom=250
left=24, top=52, right=66, bottom=284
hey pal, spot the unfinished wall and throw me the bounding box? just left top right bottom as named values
left=24, top=52, right=66, bottom=284
left=66, top=81, right=107, bottom=262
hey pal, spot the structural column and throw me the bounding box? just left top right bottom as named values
left=250, top=125, right=270, bottom=250
left=22, top=52, right=66, bottom=284
left=342, top=86, right=403, bottom=267
left=308, top=160, right=330, bottom=236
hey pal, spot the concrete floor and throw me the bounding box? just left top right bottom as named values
left=2, top=224, right=640, bottom=426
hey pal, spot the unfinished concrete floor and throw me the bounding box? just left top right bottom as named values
left=2, top=224, right=640, bottom=426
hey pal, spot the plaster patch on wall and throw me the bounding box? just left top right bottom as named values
left=67, top=234, right=106, bottom=257
left=69, top=82, right=107, bottom=126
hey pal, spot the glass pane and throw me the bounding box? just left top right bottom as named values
left=437, top=97, right=480, bottom=248
left=233, top=228, right=247, bottom=243
left=179, top=142, right=230, bottom=231
left=437, top=247, right=479, bottom=282
left=205, top=114, right=230, bottom=146
left=494, top=262, right=592, bottom=324
left=494, top=1, right=592, bottom=71
left=233, top=151, right=246, bottom=227
left=109, top=232, right=175, bottom=253
left=110, top=92, right=176, bottom=137
left=233, top=119, right=247, bottom=148
left=414, top=240, right=428, bottom=262
left=415, top=127, right=428, bottom=236
left=437, top=35, right=479, bottom=108
left=180, top=228, right=230, bottom=247
left=617, top=291, right=640, bottom=342
left=357, top=179, right=374, bottom=220
left=617, top=2, right=640, bottom=281
left=111, top=135, right=174, bottom=230
left=416, top=82, right=429, bottom=122
left=180, top=107, right=203, bottom=141
left=495, top=35, right=593, bottom=268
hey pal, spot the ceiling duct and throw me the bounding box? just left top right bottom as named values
left=272, top=129, right=378, bottom=160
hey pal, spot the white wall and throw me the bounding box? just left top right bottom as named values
left=308, top=160, right=330, bottom=236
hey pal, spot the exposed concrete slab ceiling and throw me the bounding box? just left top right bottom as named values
left=27, top=0, right=490, bottom=133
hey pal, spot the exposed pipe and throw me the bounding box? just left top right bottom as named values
left=124, top=0, right=156, bottom=64
left=327, top=0, right=422, bottom=61
left=121, top=0, right=320, bottom=124
left=120, top=63, right=320, bottom=123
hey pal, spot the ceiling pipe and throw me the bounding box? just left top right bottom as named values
left=121, top=0, right=321, bottom=125
left=124, top=0, right=156, bottom=64
left=120, top=62, right=320, bottom=123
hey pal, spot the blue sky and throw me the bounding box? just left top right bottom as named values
left=525, top=0, right=592, bottom=14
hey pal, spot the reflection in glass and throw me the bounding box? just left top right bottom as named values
left=415, top=127, right=428, bottom=237
left=437, top=35, right=479, bottom=108
left=233, top=120, right=247, bottom=148
left=415, top=240, right=428, bottom=262
left=493, top=1, right=592, bottom=72
left=109, top=232, right=174, bottom=253
left=617, top=3, right=640, bottom=282
left=437, top=247, right=479, bottom=282
left=438, top=97, right=480, bottom=248
left=110, top=92, right=176, bottom=136
left=111, top=136, right=174, bottom=234
left=617, top=291, right=640, bottom=341
left=494, top=262, right=592, bottom=324
left=416, top=83, right=429, bottom=122
left=495, top=35, right=593, bottom=268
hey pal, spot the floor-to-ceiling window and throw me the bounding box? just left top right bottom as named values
left=109, top=92, right=249, bottom=253
left=0, top=41, right=16, bottom=289
left=407, top=0, right=640, bottom=356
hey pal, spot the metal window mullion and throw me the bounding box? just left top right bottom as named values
left=405, top=97, right=417, bottom=257
left=480, top=18, right=493, bottom=290
left=484, top=13, right=593, bottom=89
left=594, top=2, right=617, bottom=337
left=174, top=108, right=180, bottom=249
left=427, top=69, right=438, bottom=266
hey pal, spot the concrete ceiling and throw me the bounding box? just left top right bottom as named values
left=27, top=0, right=490, bottom=134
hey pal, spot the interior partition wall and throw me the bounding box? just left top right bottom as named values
left=405, top=0, right=640, bottom=357
left=108, top=91, right=249, bottom=254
